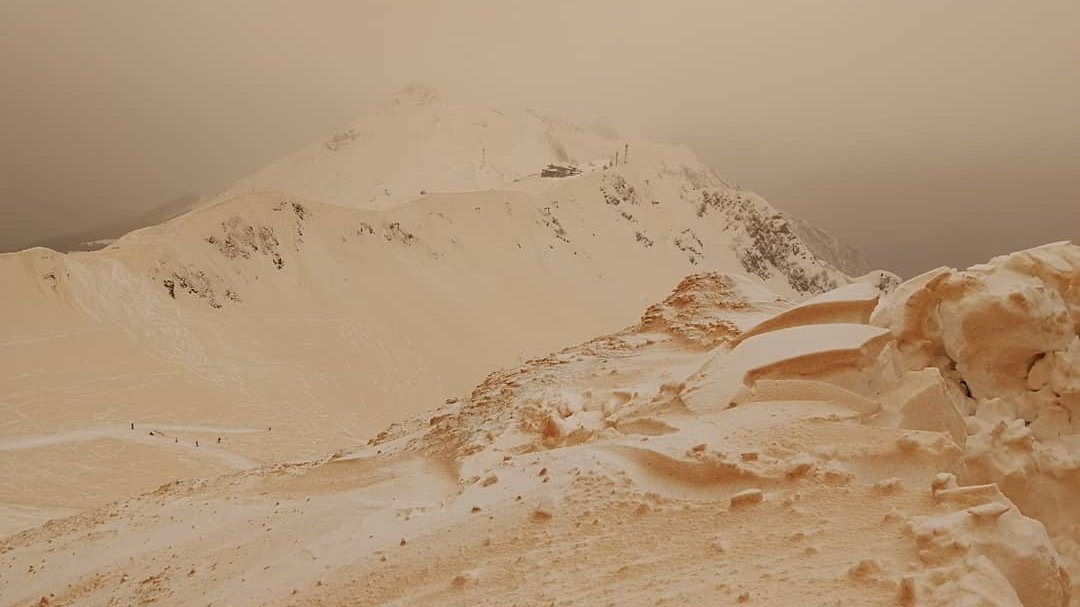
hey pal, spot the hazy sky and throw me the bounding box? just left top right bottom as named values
left=2, top=0, right=1077, bottom=276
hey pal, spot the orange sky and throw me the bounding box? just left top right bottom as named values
left=1, top=0, right=1077, bottom=275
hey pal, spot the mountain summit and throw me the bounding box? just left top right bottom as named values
left=213, top=85, right=710, bottom=210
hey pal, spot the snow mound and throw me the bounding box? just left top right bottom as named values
left=637, top=272, right=786, bottom=348
left=873, top=242, right=1078, bottom=404
left=734, top=272, right=897, bottom=345
left=909, top=477, right=1070, bottom=607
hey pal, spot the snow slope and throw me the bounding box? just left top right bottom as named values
left=2, top=243, right=1076, bottom=607
left=212, top=84, right=697, bottom=211
left=0, top=92, right=861, bottom=534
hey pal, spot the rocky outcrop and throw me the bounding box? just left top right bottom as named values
left=638, top=273, right=769, bottom=348
left=700, top=189, right=841, bottom=295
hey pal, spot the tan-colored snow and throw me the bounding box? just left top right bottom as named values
left=805, top=277, right=884, bottom=305
left=1, top=242, right=1077, bottom=606
left=0, top=94, right=856, bottom=533
left=734, top=323, right=890, bottom=373
left=209, top=85, right=705, bottom=213
left=1, top=89, right=1076, bottom=605
left=732, top=272, right=894, bottom=345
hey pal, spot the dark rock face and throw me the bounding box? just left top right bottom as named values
left=156, top=198, right=315, bottom=308
left=206, top=217, right=285, bottom=270
left=600, top=175, right=639, bottom=206
left=674, top=229, right=704, bottom=265
left=700, top=190, right=839, bottom=295
left=537, top=207, right=570, bottom=243
left=383, top=222, right=417, bottom=245
left=160, top=266, right=240, bottom=309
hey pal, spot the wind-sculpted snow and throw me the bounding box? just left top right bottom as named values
left=869, top=241, right=1080, bottom=602
left=0, top=91, right=860, bottom=519
left=872, top=242, right=1079, bottom=422
left=0, top=170, right=853, bottom=533
left=2, top=245, right=1076, bottom=606
left=1, top=89, right=1069, bottom=605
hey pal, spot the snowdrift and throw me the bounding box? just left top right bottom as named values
left=2, top=243, right=1077, bottom=606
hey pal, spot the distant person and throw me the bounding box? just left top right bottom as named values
left=195, top=440, right=199, bottom=447
left=130, top=422, right=135, bottom=430
left=217, top=437, right=221, bottom=444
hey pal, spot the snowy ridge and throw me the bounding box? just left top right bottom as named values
left=0, top=90, right=869, bottom=542
left=2, top=243, right=1076, bottom=606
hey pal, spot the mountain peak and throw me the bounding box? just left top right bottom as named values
left=210, top=90, right=668, bottom=211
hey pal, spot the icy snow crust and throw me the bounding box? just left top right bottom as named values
left=1, top=243, right=1077, bottom=606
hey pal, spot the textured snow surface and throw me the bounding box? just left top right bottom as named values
left=1, top=243, right=1077, bottom=606
left=0, top=92, right=860, bottom=536
left=0, top=89, right=1072, bottom=605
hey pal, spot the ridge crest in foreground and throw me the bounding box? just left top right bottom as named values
left=2, top=242, right=1077, bottom=606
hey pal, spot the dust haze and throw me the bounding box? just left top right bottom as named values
left=1, top=0, right=1077, bottom=276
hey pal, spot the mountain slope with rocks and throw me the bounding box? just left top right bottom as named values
left=0, top=92, right=865, bottom=536
left=2, top=242, right=1075, bottom=607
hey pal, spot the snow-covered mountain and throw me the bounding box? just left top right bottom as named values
left=3, top=85, right=1076, bottom=607
left=209, top=85, right=864, bottom=290
left=212, top=84, right=689, bottom=210
left=0, top=89, right=869, bottom=534
left=2, top=243, right=1075, bottom=607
